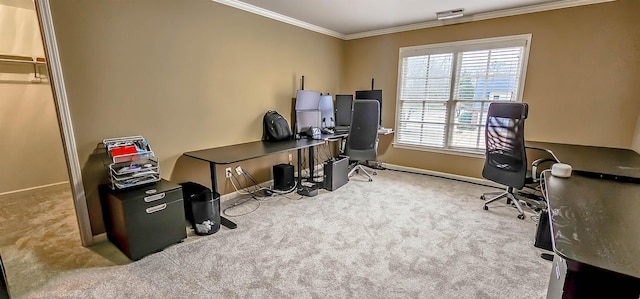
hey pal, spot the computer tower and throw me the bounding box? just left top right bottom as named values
left=323, top=156, right=349, bottom=191
left=273, top=164, right=295, bottom=191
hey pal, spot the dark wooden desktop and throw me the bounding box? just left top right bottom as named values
left=184, top=138, right=326, bottom=229
left=527, top=141, right=640, bottom=182
left=532, top=141, right=640, bottom=298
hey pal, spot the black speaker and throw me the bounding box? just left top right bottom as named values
left=273, top=164, right=294, bottom=191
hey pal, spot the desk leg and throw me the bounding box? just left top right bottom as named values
left=297, top=148, right=302, bottom=189
left=309, top=146, right=315, bottom=182
left=210, top=162, right=237, bottom=229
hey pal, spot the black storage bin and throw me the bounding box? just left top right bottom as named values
left=180, top=182, right=220, bottom=235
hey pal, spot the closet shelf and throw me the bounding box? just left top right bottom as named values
left=0, top=54, right=46, bottom=65
left=0, top=54, right=47, bottom=80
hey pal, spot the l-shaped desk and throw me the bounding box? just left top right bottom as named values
left=183, top=130, right=390, bottom=229
left=528, top=141, right=640, bottom=298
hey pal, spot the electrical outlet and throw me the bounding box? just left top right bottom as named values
left=225, top=167, right=232, bottom=178
left=235, top=166, right=243, bottom=175
left=288, top=154, right=292, bottom=162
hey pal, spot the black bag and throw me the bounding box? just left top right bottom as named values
left=262, top=110, right=292, bottom=141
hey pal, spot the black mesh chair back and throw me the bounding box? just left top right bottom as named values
left=482, top=102, right=528, bottom=189
left=345, top=100, right=379, bottom=181
left=345, top=100, right=379, bottom=161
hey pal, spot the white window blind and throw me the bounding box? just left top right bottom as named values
left=395, top=35, right=531, bottom=154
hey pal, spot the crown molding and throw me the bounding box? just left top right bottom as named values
left=212, top=0, right=346, bottom=39
left=213, top=0, right=615, bottom=41
left=345, top=0, right=615, bottom=40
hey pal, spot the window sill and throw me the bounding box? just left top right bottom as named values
left=392, top=143, right=485, bottom=159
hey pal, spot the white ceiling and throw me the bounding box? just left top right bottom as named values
left=215, top=0, right=613, bottom=39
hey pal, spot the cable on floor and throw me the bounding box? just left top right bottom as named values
left=223, top=167, right=301, bottom=217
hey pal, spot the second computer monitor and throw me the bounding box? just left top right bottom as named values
left=355, top=89, right=382, bottom=126
left=335, top=94, right=353, bottom=127
left=319, top=95, right=335, bottom=129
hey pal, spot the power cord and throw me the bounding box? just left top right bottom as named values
left=223, top=194, right=262, bottom=217
left=223, top=166, right=301, bottom=217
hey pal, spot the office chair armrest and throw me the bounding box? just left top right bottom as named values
left=531, top=158, right=558, bottom=182
left=525, top=146, right=561, bottom=163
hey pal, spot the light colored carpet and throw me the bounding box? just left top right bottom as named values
left=1, top=170, right=551, bottom=298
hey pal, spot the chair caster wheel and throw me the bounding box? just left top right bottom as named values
left=483, top=205, right=488, bottom=210
left=368, top=178, right=373, bottom=182
left=373, top=172, right=377, bottom=175
left=517, top=214, right=525, bottom=220
left=480, top=195, right=485, bottom=200
left=541, top=253, right=554, bottom=261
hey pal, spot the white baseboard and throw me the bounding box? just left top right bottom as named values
left=381, top=163, right=502, bottom=188
left=219, top=162, right=503, bottom=202
left=219, top=163, right=327, bottom=203
left=0, top=181, right=70, bottom=197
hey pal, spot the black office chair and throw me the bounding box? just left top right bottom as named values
left=480, top=102, right=557, bottom=219
left=345, top=100, right=380, bottom=182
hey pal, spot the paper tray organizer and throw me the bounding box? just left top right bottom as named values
left=103, top=136, right=160, bottom=190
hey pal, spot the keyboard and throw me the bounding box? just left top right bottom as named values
left=334, top=126, right=349, bottom=133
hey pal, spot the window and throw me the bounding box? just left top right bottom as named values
left=394, top=34, right=531, bottom=154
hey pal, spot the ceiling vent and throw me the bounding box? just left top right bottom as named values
left=436, top=9, right=464, bottom=20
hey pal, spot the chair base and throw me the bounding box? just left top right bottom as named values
left=482, top=188, right=526, bottom=219
left=348, top=164, right=377, bottom=182
left=481, top=187, right=547, bottom=219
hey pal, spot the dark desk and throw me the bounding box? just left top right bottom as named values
left=537, top=142, right=640, bottom=298
left=184, top=139, right=325, bottom=229
left=527, top=141, right=640, bottom=182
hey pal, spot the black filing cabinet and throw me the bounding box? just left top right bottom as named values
left=100, top=179, right=187, bottom=260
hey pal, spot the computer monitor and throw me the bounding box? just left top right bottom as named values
left=335, top=94, right=353, bottom=127
left=295, top=90, right=321, bottom=110
left=319, top=95, right=335, bottom=129
left=295, top=110, right=322, bottom=133
left=355, top=89, right=382, bottom=126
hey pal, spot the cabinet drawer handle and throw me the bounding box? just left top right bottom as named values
left=146, top=203, right=167, bottom=214
left=144, top=193, right=165, bottom=203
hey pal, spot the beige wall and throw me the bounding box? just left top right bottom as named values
left=48, top=0, right=343, bottom=234
left=0, top=1, right=67, bottom=193
left=47, top=0, right=640, bottom=235
left=343, top=0, right=640, bottom=178
left=633, top=114, right=640, bottom=154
